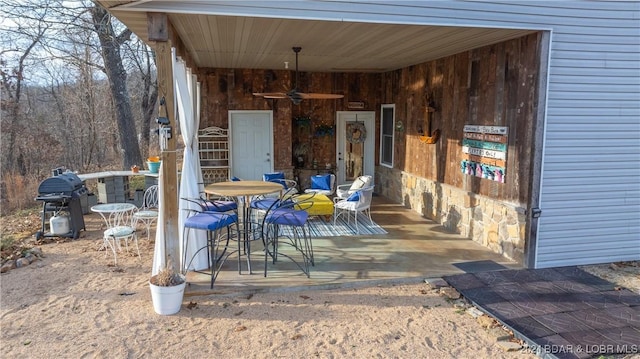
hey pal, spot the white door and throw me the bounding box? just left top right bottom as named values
left=336, top=111, right=375, bottom=185
left=229, top=111, right=273, bottom=180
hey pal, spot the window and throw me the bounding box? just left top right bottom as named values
left=380, top=104, right=395, bottom=168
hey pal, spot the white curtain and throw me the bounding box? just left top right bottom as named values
left=175, top=57, right=208, bottom=271
left=152, top=50, right=206, bottom=274
left=151, top=164, right=165, bottom=275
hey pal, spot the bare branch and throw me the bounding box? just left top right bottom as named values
left=116, top=28, right=132, bottom=45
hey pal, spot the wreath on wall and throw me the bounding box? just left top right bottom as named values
left=347, top=122, right=367, bottom=144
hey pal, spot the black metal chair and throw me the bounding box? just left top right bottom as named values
left=260, top=193, right=316, bottom=277
left=181, top=198, right=241, bottom=288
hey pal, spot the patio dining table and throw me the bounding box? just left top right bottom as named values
left=204, top=180, right=283, bottom=273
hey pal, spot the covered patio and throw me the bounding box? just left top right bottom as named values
left=183, top=196, right=521, bottom=297
left=95, top=1, right=543, bottom=279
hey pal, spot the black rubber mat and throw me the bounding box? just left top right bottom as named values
left=452, top=259, right=509, bottom=273
left=443, top=266, right=639, bottom=359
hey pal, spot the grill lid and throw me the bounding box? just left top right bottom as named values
left=38, top=173, right=84, bottom=195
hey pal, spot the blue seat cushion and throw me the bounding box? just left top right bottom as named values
left=231, top=176, right=242, bottom=181
left=250, top=198, right=279, bottom=210
left=346, top=191, right=360, bottom=202
left=265, top=208, right=308, bottom=227
left=251, top=198, right=294, bottom=210
left=104, top=225, right=135, bottom=237
left=310, top=174, right=331, bottom=190
left=184, top=212, right=237, bottom=231
left=203, top=200, right=237, bottom=212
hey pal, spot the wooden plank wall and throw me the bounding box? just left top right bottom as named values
left=196, top=32, right=540, bottom=206
left=381, top=33, right=540, bottom=205
left=197, top=68, right=379, bottom=170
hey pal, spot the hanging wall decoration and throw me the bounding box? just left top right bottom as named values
left=418, top=102, right=440, bottom=144
left=347, top=121, right=367, bottom=144
left=314, top=124, right=334, bottom=137
left=460, top=125, right=508, bottom=183
left=294, top=115, right=311, bottom=128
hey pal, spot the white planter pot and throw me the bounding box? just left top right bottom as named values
left=149, top=275, right=186, bottom=315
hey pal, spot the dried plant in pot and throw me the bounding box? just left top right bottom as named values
left=150, top=265, right=185, bottom=286
left=149, top=261, right=186, bottom=315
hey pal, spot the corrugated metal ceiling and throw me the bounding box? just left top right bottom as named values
left=98, top=1, right=535, bottom=72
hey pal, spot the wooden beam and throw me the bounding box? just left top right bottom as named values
left=154, top=40, right=180, bottom=270
left=147, top=12, right=168, bottom=42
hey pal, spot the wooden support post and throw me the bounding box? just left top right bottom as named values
left=154, top=40, right=180, bottom=270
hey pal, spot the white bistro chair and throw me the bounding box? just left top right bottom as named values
left=335, top=175, right=372, bottom=200
left=333, top=185, right=375, bottom=234
left=133, top=185, right=158, bottom=241
left=97, top=204, right=140, bottom=265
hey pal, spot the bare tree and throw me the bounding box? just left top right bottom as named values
left=1, top=0, right=153, bottom=173
left=43, top=19, right=114, bottom=172
left=0, top=2, right=50, bottom=174
left=0, top=0, right=160, bottom=213
left=90, top=4, right=142, bottom=169
left=124, top=38, right=158, bottom=160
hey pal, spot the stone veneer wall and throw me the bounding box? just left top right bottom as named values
left=376, top=166, right=527, bottom=263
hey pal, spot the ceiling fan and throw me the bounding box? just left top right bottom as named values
left=253, top=47, right=344, bottom=105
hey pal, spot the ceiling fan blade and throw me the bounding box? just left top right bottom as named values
left=256, top=49, right=343, bottom=104
left=298, top=93, right=345, bottom=100
left=253, top=92, right=288, bottom=99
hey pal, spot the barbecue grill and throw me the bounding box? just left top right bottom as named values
left=35, top=170, right=87, bottom=239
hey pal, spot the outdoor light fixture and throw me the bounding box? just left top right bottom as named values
left=156, top=96, right=172, bottom=149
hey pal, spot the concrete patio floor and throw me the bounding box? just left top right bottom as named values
left=184, top=195, right=522, bottom=297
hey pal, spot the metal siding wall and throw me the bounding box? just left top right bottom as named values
left=530, top=6, right=640, bottom=268
left=212, top=1, right=640, bottom=267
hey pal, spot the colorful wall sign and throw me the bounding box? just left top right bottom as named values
left=461, top=125, right=508, bottom=183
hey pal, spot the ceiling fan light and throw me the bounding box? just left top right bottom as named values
left=289, top=92, right=304, bottom=105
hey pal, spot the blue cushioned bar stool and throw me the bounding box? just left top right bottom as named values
left=182, top=196, right=239, bottom=264
left=249, top=196, right=295, bottom=246
left=248, top=182, right=295, bottom=244
left=261, top=196, right=314, bottom=277
left=182, top=211, right=239, bottom=288
left=248, top=197, right=281, bottom=266
left=185, top=197, right=238, bottom=213
left=263, top=172, right=298, bottom=196
left=201, top=199, right=237, bottom=212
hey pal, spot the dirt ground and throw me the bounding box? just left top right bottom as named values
left=0, top=210, right=638, bottom=358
